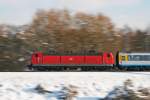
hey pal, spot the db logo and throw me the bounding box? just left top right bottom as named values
left=69, top=57, right=73, bottom=61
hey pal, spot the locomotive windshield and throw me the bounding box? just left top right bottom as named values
left=121, top=56, right=126, bottom=61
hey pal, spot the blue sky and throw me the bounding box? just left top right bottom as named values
left=0, top=0, right=150, bottom=29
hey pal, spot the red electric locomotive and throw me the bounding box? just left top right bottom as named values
left=28, top=51, right=114, bottom=71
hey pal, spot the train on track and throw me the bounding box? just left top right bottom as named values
left=28, top=51, right=150, bottom=71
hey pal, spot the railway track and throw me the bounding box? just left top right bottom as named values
left=27, top=65, right=150, bottom=72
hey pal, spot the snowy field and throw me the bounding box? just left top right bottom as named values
left=0, top=72, right=150, bottom=100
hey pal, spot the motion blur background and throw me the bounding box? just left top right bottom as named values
left=0, top=0, right=150, bottom=71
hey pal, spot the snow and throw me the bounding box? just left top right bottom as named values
left=0, top=72, right=150, bottom=100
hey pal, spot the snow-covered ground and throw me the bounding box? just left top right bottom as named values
left=0, top=72, right=150, bottom=100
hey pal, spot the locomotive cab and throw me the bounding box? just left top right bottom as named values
left=31, top=52, right=43, bottom=65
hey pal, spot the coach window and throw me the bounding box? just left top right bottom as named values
left=133, top=55, right=140, bottom=61
left=144, top=55, right=150, bottom=61
left=148, top=55, right=150, bottom=61
left=141, top=55, right=145, bottom=61
left=148, top=56, right=150, bottom=61
left=128, top=55, right=132, bottom=61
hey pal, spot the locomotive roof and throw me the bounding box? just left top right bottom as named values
left=43, top=50, right=105, bottom=55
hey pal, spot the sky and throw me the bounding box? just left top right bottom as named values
left=0, top=0, right=150, bottom=29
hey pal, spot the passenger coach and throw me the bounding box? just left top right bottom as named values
left=117, top=52, right=150, bottom=70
